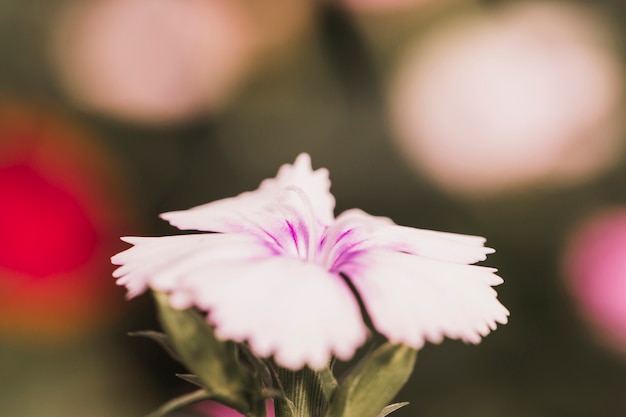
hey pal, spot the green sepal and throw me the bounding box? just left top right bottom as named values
left=145, top=389, right=213, bottom=417
left=153, top=291, right=261, bottom=415
left=318, top=366, right=338, bottom=401
left=128, top=330, right=180, bottom=361
left=376, top=402, right=409, bottom=417
left=176, top=373, right=205, bottom=388
left=325, top=343, right=417, bottom=417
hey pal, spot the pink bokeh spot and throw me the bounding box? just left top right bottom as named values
left=0, top=104, right=134, bottom=342
left=52, top=0, right=254, bottom=123
left=0, top=164, right=98, bottom=279
left=390, top=2, right=623, bottom=197
left=563, top=209, right=626, bottom=350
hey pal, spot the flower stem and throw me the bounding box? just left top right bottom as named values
left=274, top=367, right=334, bottom=417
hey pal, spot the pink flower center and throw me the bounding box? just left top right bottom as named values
left=265, top=187, right=364, bottom=274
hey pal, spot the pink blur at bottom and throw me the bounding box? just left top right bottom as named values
left=192, top=400, right=275, bottom=417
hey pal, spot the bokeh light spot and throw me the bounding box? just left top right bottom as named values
left=390, top=2, right=624, bottom=197
left=0, top=104, right=135, bottom=343
left=562, top=208, right=626, bottom=352
left=0, top=163, right=99, bottom=279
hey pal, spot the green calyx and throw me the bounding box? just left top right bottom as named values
left=149, top=291, right=266, bottom=417
left=141, top=292, right=417, bottom=417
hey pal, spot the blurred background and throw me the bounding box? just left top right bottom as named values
left=1, top=0, right=626, bottom=416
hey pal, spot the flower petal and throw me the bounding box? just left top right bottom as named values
left=258, top=153, right=335, bottom=225
left=372, top=226, right=494, bottom=264
left=341, top=249, right=509, bottom=349
left=326, top=209, right=494, bottom=266
left=160, top=153, right=336, bottom=234
left=175, top=256, right=368, bottom=370
left=111, top=233, right=275, bottom=300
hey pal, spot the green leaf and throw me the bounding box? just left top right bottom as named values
left=376, top=402, right=409, bottom=417
left=326, top=343, right=417, bottom=417
left=153, top=291, right=258, bottom=414
left=128, top=330, right=180, bottom=362
left=145, top=389, right=213, bottom=417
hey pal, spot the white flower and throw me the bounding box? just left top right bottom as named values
left=112, top=153, right=508, bottom=370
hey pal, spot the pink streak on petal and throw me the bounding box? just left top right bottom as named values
left=323, top=209, right=494, bottom=269
left=319, top=209, right=392, bottom=270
